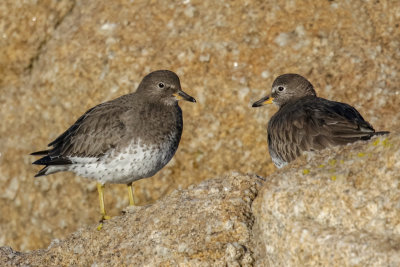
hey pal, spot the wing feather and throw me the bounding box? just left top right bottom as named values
left=268, top=96, right=377, bottom=164
left=32, top=97, right=131, bottom=167
left=56, top=103, right=128, bottom=157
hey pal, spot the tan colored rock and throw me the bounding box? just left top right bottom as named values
left=252, top=133, right=400, bottom=266
left=1, top=0, right=399, bottom=251
left=0, top=0, right=74, bottom=87
left=0, top=174, right=262, bottom=266
left=1, top=134, right=399, bottom=266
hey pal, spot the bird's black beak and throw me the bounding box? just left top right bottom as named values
left=173, top=90, right=196, bottom=103
left=252, top=95, right=274, bottom=107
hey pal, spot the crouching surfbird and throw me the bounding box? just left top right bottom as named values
left=32, top=70, right=196, bottom=229
left=252, top=73, right=389, bottom=168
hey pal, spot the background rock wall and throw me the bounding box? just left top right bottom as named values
left=0, top=0, right=399, bottom=251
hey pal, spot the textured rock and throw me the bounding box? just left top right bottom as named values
left=2, top=133, right=400, bottom=266
left=0, top=0, right=74, bottom=87
left=0, top=174, right=262, bottom=266
left=1, top=0, right=400, bottom=251
left=1, top=134, right=400, bottom=265
left=252, top=133, right=400, bottom=266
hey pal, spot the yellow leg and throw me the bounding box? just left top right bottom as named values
left=127, top=182, right=135, bottom=206
left=97, top=183, right=110, bottom=230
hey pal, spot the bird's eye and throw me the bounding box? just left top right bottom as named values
left=278, top=86, right=285, bottom=92
left=158, top=82, right=165, bottom=88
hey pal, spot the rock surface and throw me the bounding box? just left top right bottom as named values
left=1, top=0, right=400, bottom=251
left=253, top=134, right=400, bottom=266
left=0, top=174, right=262, bottom=266
left=1, top=134, right=400, bottom=266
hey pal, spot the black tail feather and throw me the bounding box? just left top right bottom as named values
left=32, top=155, right=72, bottom=166
left=30, top=150, right=51, bottom=156
left=34, top=166, right=49, bottom=177
left=373, top=131, right=390, bottom=136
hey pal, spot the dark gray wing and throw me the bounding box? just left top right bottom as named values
left=51, top=101, right=129, bottom=158
left=268, top=97, right=376, bottom=163
left=32, top=98, right=130, bottom=167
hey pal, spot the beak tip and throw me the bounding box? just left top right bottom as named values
left=176, top=91, right=196, bottom=103
left=252, top=95, right=273, bottom=107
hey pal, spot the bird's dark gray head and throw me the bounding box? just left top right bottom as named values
left=252, top=73, right=316, bottom=108
left=136, top=70, right=196, bottom=105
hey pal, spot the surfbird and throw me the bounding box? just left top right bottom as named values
left=252, top=73, right=389, bottom=168
left=31, top=70, right=196, bottom=229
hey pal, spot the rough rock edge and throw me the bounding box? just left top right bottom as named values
left=252, top=133, right=400, bottom=266
left=0, top=173, right=263, bottom=266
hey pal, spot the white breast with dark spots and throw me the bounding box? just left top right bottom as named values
left=268, top=145, right=288, bottom=169
left=68, top=138, right=178, bottom=184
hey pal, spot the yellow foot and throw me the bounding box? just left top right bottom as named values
left=96, top=215, right=111, bottom=231
left=97, top=223, right=104, bottom=231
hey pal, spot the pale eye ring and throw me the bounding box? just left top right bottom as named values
left=158, top=82, right=165, bottom=88
left=278, top=86, right=285, bottom=92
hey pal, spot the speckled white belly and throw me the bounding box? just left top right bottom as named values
left=67, top=139, right=177, bottom=184
left=268, top=147, right=288, bottom=169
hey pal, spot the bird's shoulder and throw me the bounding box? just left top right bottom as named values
left=267, top=96, right=376, bottom=163
left=269, top=96, right=373, bottom=132
left=306, top=97, right=374, bottom=132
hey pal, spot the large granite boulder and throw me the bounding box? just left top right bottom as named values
left=1, top=174, right=261, bottom=266
left=252, top=134, right=400, bottom=266
left=1, top=0, right=399, bottom=251
left=1, top=134, right=399, bottom=266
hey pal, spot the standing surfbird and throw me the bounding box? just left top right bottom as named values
left=252, top=73, right=389, bottom=168
left=32, top=70, right=196, bottom=229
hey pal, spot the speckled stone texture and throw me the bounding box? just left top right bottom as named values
left=0, top=174, right=261, bottom=266
left=0, top=134, right=400, bottom=266
left=0, top=0, right=75, bottom=87
left=252, top=134, right=400, bottom=266
left=1, top=0, right=399, bottom=251
left=1, top=134, right=400, bottom=266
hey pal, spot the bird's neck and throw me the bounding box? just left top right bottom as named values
left=279, top=95, right=316, bottom=110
